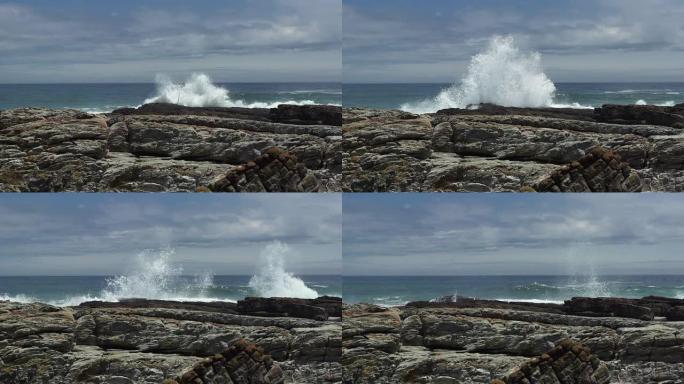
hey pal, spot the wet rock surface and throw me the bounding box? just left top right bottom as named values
left=343, top=296, right=684, bottom=384
left=0, top=297, right=341, bottom=383
left=343, top=104, right=684, bottom=192
left=0, top=103, right=341, bottom=192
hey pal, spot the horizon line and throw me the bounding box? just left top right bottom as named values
left=343, top=81, right=684, bottom=85
left=343, top=273, right=684, bottom=277
left=0, top=81, right=342, bottom=85
left=0, top=273, right=340, bottom=278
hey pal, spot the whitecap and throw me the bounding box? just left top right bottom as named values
left=248, top=241, right=318, bottom=299
left=144, top=73, right=328, bottom=108
left=401, top=36, right=591, bottom=113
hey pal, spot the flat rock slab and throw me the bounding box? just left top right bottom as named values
left=0, top=298, right=341, bottom=384
left=342, top=298, right=684, bottom=384
left=0, top=104, right=341, bottom=192
left=343, top=104, right=684, bottom=192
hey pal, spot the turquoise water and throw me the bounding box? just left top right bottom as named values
left=343, top=275, right=684, bottom=306
left=344, top=83, right=684, bottom=110
left=0, top=82, right=342, bottom=112
left=0, top=275, right=341, bottom=306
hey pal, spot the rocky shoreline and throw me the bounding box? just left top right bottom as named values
left=5, top=101, right=684, bottom=192
left=343, top=296, right=684, bottom=383
left=0, top=103, right=342, bottom=192
left=343, top=103, right=684, bottom=192
left=0, top=296, right=342, bottom=383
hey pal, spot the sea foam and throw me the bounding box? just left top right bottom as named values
left=144, top=73, right=318, bottom=108
left=248, top=241, right=319, bottom=299
left=402, top=36, right=591, bottom=113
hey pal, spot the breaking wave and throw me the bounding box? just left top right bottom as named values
left=100, top=248, right=217, bottom=302
left=401, top=36, right=592, bottom=113
left=144, top=73, right=319, bottom=108
left=248, top=241, right=319, bottom=299
left=0, top=249, right=224, bottom=307
left=636, top=99, right=676, bottom=107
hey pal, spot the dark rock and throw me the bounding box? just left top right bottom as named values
left=237, top=297, right=333, bottom=321
left=168, top=339, right=284, bottom=384
left=437, top=103, right=597, bottom=121
left=493, top=339, right=610, bottom=384
left=406, top=296, right=565, bottom=314
left=531, top=146, right=643, bottom=192
left=111, top=102, right=272, bottom=122
left=311, top=296, right=343, bottom=318
left=76, top=298, right=238, bottom=314
left=269, top=104, right=342, bottom=126
left=209, top=147, right=322, bottom=192
left=565, top=297, right=654, bottom=320
left=595, top=104, right=684, bottom=128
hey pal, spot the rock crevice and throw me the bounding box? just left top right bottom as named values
left=0, top=103, right=341, bottom=192
left=343, top=104, right=684, bottom=192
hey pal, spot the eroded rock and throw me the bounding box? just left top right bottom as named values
left=343, top=296, right=684, bottom=383
left=343, top=104, right=684, bottom=192
left=0, top=104, right=341, bottom=191
left=0, top=297, right=341, bottom=383
left=492, top=339, right=610, bottom=384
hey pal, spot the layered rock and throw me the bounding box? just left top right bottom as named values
left=0, top=103, right=341, bottom=192
left=0, top=297, right=341, bottom=383
left=492, top=339, right=610, bottom=384
left=343, top=297, right=684, bottom=383
left=163, top=339, right=284, bottom=384
left=237, top=296, right=343, bottom=320
left=343, top=104, right=684, bottom=192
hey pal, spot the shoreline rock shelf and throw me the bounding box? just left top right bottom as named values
left=0, top=103, right=342, bottom=192
left=342, top=296, right=684, bottom=383
left=343, top=103, right=684, bottom=192
left=0, top=296, right=342, bottom=383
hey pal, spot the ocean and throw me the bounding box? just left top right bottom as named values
left=0, top=275, right=342, bottom=307
left=0, top=80, right=342, bottom=113
left=343, top=275, right=684, bottom=307
left=343, top=83, right=684, bottom=112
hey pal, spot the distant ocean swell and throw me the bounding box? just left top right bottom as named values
left=0, top=77, right=341, bottom=113
left=0, top=243, right=340, bottom=306
left=343, top=276, right=684, bottom=307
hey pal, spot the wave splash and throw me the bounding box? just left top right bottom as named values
left=636, top=99, right=676, bottom=107
left=144, top=73, right=318, bottom=108
left=0, top=249, right=220, bottom=306
left=101, top=248, right=214, bottom=302
left=248, top=241, right=319, bottom=299
left=402, top=36, right=590, bottom=113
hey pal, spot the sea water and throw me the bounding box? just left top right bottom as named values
left=0, top=246, right=341, bottom=306
left=344, top=36, right=684, bottom=112
left=343, top=275, right=684, bottom=307
left=0, top=73, right=341, bottom=113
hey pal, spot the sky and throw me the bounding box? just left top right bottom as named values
left=344, top=0, right=684, bottom=83
left=0, top=194, right=341, bottom=276
left=344, top=194, right=684, bottom=276
left=0, top=0, right=341, bottom=83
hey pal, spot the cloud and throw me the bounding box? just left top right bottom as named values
left=0, top=1, right=341, bottom=82
left=0, top=194, right=341, bottom=275
left=343, top=0, right=684, bottom=82
left=343, top=195, right=684, bottom=275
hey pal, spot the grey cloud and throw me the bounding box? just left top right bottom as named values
left=343, top=0, right=684, bottom=82
left=343, top=195, right=684, bottom=275
left=0, top=195, right=341, bottom=275
left=0, top=1, right=341, bottom=82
